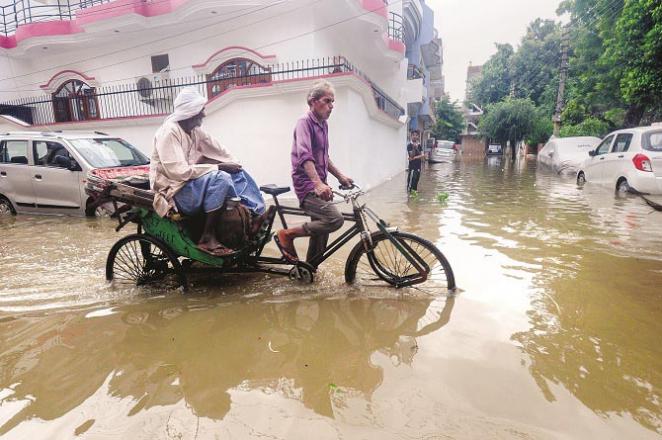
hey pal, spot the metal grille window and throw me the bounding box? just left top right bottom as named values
left=206, top=58, right=272, bottom=98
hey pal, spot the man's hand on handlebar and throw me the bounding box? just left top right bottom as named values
left=218, top=162, right=243, bottom=174
left=338, top=175, right=354, bottom=189
left=314, top=182, right=334, bottom=201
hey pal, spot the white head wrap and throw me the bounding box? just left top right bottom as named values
left=167, top=87, right=207, bottom=123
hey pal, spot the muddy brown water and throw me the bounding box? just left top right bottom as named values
left=0, top=157, right=660, bottom=439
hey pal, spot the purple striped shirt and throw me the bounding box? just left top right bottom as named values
left=291, top=111, right=329, bottom=203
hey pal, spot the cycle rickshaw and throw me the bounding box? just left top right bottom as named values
left=86, top=173, right=455, bottom=294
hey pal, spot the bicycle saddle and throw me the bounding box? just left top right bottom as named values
left=260, top=184, right=290, bottom=196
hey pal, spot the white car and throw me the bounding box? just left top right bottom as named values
left=538, top=136, right=600, bottom=175
left=0, top=131, right=150, bottom=217
left=577, top=125, right=662, bottom=194
left=429, top=140, right=457, bottom=163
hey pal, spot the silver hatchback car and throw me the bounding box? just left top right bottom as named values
left=0, top=131, right=150, bottom=217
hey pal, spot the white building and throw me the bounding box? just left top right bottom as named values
left=0, top=0, right=411, bottom=190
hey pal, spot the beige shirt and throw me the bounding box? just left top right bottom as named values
left=150, top=120, right=236, bottom=217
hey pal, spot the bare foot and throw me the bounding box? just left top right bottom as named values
left=274, top=229, right=299, bottom=262
left=198, top=241, right=234, bottom=257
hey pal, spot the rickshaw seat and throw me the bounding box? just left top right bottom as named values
left=260, top=184, right=290, bottom=197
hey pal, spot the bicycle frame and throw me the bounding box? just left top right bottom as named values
left=259, top=188, right=430, bottom=283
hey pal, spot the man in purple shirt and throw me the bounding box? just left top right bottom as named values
left=275, top=81, right=353, bottom=263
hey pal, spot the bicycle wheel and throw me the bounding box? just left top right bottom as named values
left=345, top=231, right=455, bottom=294
left=106, top=234, right=187, bottom=290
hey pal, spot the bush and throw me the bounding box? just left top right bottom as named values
left=559, top=117, right=610, bottom=138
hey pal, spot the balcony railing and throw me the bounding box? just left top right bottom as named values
left=388, top=11, right=404, bottom=43
left=0, top=56, right=405, bottom=125
left=1, top=0, right=113, bottom=36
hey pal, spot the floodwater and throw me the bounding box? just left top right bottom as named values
left=0, top=157, right=661, bottom=439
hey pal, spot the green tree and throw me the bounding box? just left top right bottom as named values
left=478, top=98, right=537, bottom=160
left=510, top=19, right=562, bottom=113
left=432, top=95, right=465, bottom=143
left=467, top=43, right=514, bottom=107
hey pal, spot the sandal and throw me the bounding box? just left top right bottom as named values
left=198, top=243, right=235, bottom=257
left=274, top=231, right=299, bottom=263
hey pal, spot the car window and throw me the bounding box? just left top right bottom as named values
left=69, top=138, right=149, bottom=168
left=0, top=140, right=29, bottom=164
left=642, top=130, right=662, bottom=152
left=611, top=133, right=633, bottom=153
left=33, top=141, right=72, bottom=168
left=595, top=135, right=614, bottom=155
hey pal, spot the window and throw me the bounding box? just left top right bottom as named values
left=206, top=58, right=272, bottom=98
left=34, top=141, right=71, bottom=168
left=643, top=130, right=662, bottom=152
left=595, top=135, right=614, bottom=155
left=151, top=54, right=170, bottom=73
left=612, top=133, right=633, bottom=153
left=69, top=138, right=149, bottom=168
left=0, top=140, right=29, bottom=164
left=52, top=79, right=100, bottom=123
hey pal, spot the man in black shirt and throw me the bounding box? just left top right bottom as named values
left=407, top=130, right=424, bottom=193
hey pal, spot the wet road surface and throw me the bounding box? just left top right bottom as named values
left=0, top=157, right=660, bottom=439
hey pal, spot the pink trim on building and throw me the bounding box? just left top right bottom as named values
left=40, top=70, right=97, bottom=90
left=193, top=46, right=277, bottom=70
left=383, top=36, right=406, bottom=54
left=361, top=0, right=388, bottom=19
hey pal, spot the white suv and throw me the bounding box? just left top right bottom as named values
left=0, top=131, right=150, bottom=216
left=576, top=124, right=662, bottom=194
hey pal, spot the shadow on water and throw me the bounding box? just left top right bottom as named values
left=0, top=294, right=454, bottom=435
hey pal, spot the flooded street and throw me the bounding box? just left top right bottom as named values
left=1, top=157, right=661, bottom=439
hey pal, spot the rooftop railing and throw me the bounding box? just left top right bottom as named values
left=1, top=0, right=113, bottom=36
left=0, top=56, right=405, bottom=125
left=388, top=11, right=404, bottom=42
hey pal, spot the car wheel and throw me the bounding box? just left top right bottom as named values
left=576, top=171, right=586, bottom=186
left=616, top=178, right=631, bottom=194
left=0, top=196, right=16, bottom=216
left=85, top=198, right=115, bottom=217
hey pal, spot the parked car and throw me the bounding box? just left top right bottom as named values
left=577, top=124, right=662, bottom=194
left=486, top=144, right=502, bottom=156
left=0, top=131, right=150, bottom=217
left=538, top=136, right=601, bottom=175
left=429, top=140, right=457, bottom=163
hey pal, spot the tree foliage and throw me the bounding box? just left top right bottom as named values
left=467, top=43, right=514, bottom=107
left=432, top=95, right=465, bottom=143
left=479, top=98, right=537, bottom=159
left=560, top=0, right=662, bottom=126
left=559, top=117, right=610, bottom=138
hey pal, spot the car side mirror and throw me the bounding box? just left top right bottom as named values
left=588, top=150, right=596, bottom=157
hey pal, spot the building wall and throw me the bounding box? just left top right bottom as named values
left=460, top=134, right=486, bottom=157
left=0, top=79, right=407, bottom=196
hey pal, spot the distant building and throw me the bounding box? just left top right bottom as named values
left=461, top=63, right=486, bottom=156
left=401, top=0, right=443, bottom=145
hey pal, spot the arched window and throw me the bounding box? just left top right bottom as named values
left=52, top=79, right=100, bottom=123
left=206, top=58, right=271, bottom=98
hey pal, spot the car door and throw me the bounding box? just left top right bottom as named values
left=584, top=135, right=614, bottom=183
left=603, top=133, right=634, bottom=184
left=31, top=140, right=82, bottom=211
left=0, top=139, right=36, bottom=210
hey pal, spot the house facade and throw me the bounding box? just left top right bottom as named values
left=401, top=0, right=443, bottom=145
left=0, top=0, right=413, bottom=191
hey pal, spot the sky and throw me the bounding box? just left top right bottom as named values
left=427, top=0, right=566, bottom=102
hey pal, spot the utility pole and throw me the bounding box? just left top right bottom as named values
left=553, top=26, right=570, bottom=137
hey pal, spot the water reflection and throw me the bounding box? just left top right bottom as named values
left=0, top=295, right=454, bottom=435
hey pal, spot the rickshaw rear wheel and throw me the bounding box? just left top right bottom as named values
left=106, top=234, right=187, bottom=291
